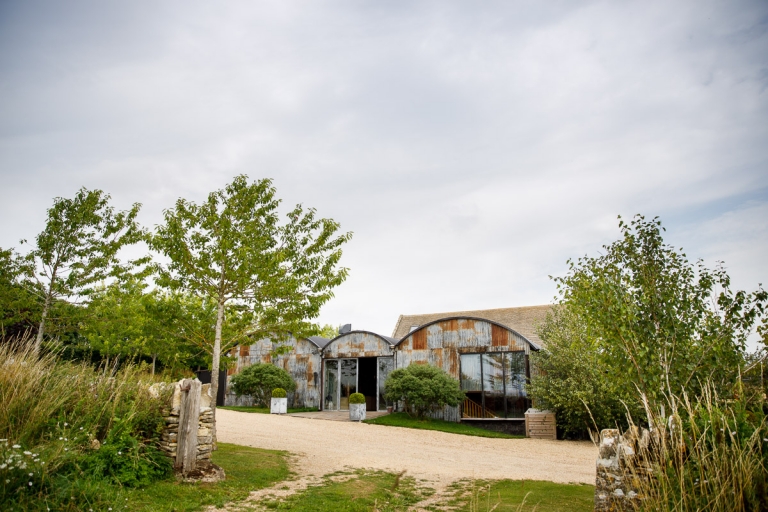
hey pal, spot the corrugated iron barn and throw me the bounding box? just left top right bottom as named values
left=227, top=305, right=552, bottom=431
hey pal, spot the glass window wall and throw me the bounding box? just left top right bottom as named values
left=460, top=351, right=529, bottom=418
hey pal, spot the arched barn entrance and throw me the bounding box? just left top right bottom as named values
left=321, top=331, right=396, bottom=412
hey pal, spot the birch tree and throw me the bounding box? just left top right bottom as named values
left=151, top=175, right=351, bottom=433
left=25, top=188, right=145, bottom=353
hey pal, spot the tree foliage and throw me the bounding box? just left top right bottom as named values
left=0, top=247, right=40, bottom=339
left=150, top=175, right=351, bottom=422
left=384, top=364, right=465, bottom=418
left=540, top=215, right=767, bottom=420
left=230, top=363, right=296, bottom=407
left=23, top=188, right=145, bottom=352
left=528, top=307, right=633, bottom=438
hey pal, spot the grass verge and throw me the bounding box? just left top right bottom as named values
left=262, top=470, right=432, bottom=511
left=120, top=443, right=290, bottom=511
left=219, top=406, right=319, bottom=414
left=363, top=413, right=523, bottom=439
left=452, top=479, right=594, bottom=512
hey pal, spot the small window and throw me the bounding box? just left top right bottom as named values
left=408, top=325, right=419, bottom=333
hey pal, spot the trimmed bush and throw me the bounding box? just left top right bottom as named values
left=349, top=393, right=365, bottom=404
left=230, top=363, right=295, bottom=407
left=271, top=388, right=287, bottom=398
left=384, top=364, right=465, bottom=418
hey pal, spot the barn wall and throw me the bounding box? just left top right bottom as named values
left=323, top=332, right=394, bottom=359
left=395, top=318, right=534, bottom=422
left=395, top=318, right=531, bottom=380
left=226, top=337, right=322, bottom=409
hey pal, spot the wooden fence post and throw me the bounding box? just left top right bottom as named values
left=176, top=378, right=201, bottom=474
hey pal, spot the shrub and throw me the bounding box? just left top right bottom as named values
left=271, top=388, right=287, bottom=398
left=230, top=363, right=295, bottom=407
left=384, top=364, right=465, bottom=418
left=349, top=393, right=365, bottom=404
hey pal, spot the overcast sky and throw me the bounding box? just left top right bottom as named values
left=1, top=1, right=766, bottom=339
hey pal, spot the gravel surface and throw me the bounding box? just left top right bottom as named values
left=217, top=409, right=596, bottom=485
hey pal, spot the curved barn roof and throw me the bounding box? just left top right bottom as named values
left=394, top=315, right=542, bottom=350
left=391, top=305, right=552, bottom=347
left=322, top=330, right=398, bottom=352
left=306, top=336, right=331, bottom=349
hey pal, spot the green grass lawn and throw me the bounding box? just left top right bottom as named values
left=219, top=405, right=319, bottom=414
left=262, top=470, right=431, bottom=511
left=455, top=479, right=595, bottom=512
left=363, top=412, right=523, bottom=439
left=120, top=443, right=290, bottom=512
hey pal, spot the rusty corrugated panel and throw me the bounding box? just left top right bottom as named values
left=491, top=324, right=507, bottom=347
left=411, top=329, right=427, bottom=350
left=323, top=332, right=394, bottom=359
left=239, top=345, right=250, bottom=357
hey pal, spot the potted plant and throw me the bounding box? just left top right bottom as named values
left=270, top=388, right=288, bottom=414
left=349, top=393, right=366, bottom=421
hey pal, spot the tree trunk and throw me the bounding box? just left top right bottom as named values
left=211, top=296, right=225, bottom=450
left=34, top=288, right=53, bottom=355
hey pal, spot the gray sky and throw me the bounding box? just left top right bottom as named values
left=1, top=1, right=766, bottom=339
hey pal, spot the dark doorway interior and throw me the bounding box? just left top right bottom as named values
left=357, top=357, right=378, bottom=411
left=196, top=370, right=227, bottom=406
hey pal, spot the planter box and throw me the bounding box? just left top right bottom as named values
left=270, top=397, right=287, bottom=415
left=524, top=408, right=556, bottom=440
left=349, top=403, right=366, bottom=421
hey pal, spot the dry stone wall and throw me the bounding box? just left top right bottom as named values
left=595, top=426, right=655, bottom=511
left=153, top=379, right=214, bottom=462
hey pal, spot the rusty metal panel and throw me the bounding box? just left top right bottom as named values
left=323, top=332, right=394, bottom=359
left=491, top=324, right=507, bottom=347
left=411, top=329, right=427, bottom=350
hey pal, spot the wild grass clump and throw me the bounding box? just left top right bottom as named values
left=0, top=337, right=172, bottom=511
left=622, top=385, right=767, bottom=512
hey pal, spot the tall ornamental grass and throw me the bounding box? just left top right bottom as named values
left=0, top=337, right=172, bottom=511
left=621, top=386, right=767, bottom=512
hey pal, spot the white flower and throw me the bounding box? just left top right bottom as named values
left=64, top=438, right=68, bottom=441
left=64, top=448, right=68, bottom=451
left=28, top=473, right=32, bottom=477
left=80, top=427, right=83, bottom=431
left=0, top=464, right=6, bottom=469
left=0, top=439, right=6, bottom=442
left=28, top=481, right=32, bottom=486
left=64, top=423, right=68, bottom=427
left=4, top=479, right=9, bottom=484
left=118, top=451, right=122, bottom=455
left=59, top=437, right=63, bottom=441
left=23, top=451, right=32, bottom=455
left=12, top=444, right=20, bottom=449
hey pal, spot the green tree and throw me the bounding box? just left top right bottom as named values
left=316, top=323, right=340, bottom=340
left=0, top=247, right=40, bottom=339
left=554, top=215, right=767, bottom=405
left=23, top=188, right=145, bottom=353
left=384, top=364, right=465, bottom=418
left=230, top=363, right=296, bottom=407
left=150, top=175, right=351, bottom=431
left=528, top=307, right=633, bottom=438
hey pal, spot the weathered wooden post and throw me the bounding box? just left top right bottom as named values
left=176, top=378, right=201, bottom=475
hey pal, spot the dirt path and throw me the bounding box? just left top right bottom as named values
left=216, top=409, right=596, bottom=486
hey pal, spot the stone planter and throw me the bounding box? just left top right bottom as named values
left=349, top=403, right=366, bottom=422
left=270, top=397, right=287, bottom=414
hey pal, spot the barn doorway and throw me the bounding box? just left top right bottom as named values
left=322, top=356, right=394, bottom=412
left=357, top=357, right=377, bottom=411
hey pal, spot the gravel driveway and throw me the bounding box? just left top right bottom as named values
left=217, top=409, right=596, bottom=485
